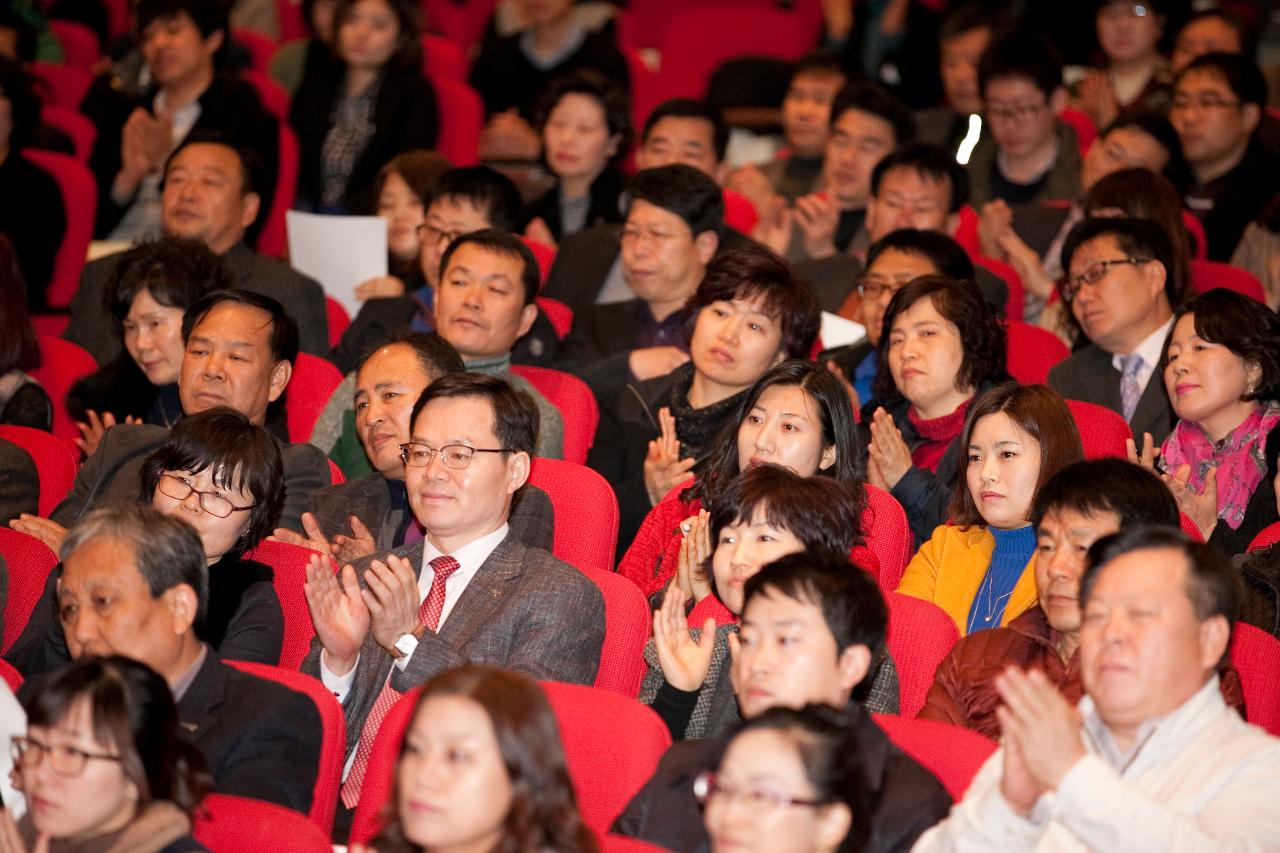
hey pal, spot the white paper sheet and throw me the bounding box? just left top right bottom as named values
left=820, top=311, right=866, bottom=350
left=286, top=211, right=388, bottom=319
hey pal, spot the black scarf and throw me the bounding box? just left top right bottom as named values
left=666, top=363, right=750, bottom=467
left=200, top=554, right=274, bottom=649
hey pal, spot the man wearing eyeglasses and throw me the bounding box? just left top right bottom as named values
left=1048, top=217, right=1177, bottom=444
left=1170, top=52, right=1279, bottom=261
left=302, top=371, right=604, bottom=840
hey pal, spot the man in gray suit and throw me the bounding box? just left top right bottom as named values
left=1048, top=217, right=1178, bottom=445
left=14, top=290, right=331, bottom=549
left=64, top=135, right=329, bottom=362
left=272, top=332, right=555, bottom=560
left=302, top=373, right=604, bottom=837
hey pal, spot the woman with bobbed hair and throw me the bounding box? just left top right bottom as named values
left=0, top=656, right=211, bottom=851
left=590, top=243, right=822, bottom=557
left=897, top=382, right=1085, bottom=636
left=862, top=275, right=1011, bottom=543
left=1133, top=288, right=1280, bottom=556
left=619, top=359, right=870, bottom=603
left=67, top=236, right=228, bottom=456
left=356, top=665, right=597, bottom=853
left=290, top=0, right=438, bottom=214
left=644, top=464, right=893, bottom=741
left=698, top=704, right=871, bottom=853
left=8, top=408, right=287, bottom=673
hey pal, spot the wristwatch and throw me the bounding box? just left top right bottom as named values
left=393, top=624, right=426, bottom=659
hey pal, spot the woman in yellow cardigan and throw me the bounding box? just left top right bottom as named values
left=897, top=383, right=1085, bottom=635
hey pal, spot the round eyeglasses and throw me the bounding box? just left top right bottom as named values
left=157, top=473, right=255, bottom=518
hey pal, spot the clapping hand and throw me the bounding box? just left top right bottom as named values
left=74, top=410, right=141, bottom=458
left=994, top=667, right=1084, bottom=815
left=867, top=408, right=913, bottom=490
left=675, top=510, right=712, bottom=601
left=643, top=407, right=696, bottom=505
left=653, top=580, right=717, bottom=692
left=303, top=553, right=369, bottom=676
left=1163, top=464, right=1219, bottom=542
left=362, top=554, right=421, bottom=655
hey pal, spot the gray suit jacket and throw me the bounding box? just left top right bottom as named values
left=50, top=422, right=332, bottom=533
left=64, top=241, right=330, bottom=363
left=302, top=534, right=604, bottom=756
left=1048, top=343, right=1175, bottom=445
left=0, top=438, right=39, bottom=524
left=307, top=472, right=556, bottom=553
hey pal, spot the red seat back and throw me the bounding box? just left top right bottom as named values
left=285, top=353, right=344, bottom=443
left=512, top=366, right=598, bottom=465
left=0, top=659, right=22, bottom=692
left=0, top=529, right=59, bottom=653
left=722, top=188, right=758, bottom=235
left=535, top=296, right=574, bottom=340
left=1248, top=521, right=1280, bottom=553
left=49, top=19, right=101, bottom=70
left=325, top=296, right=351, bottom=349
left=526, top=458, right=618, bottom=573
left=1057, top=107, right=1097, bottom=158
left=232, top=27, right=276, bottom=72
left=1229, top=623, right=1280, bottom=737
left=0, top=425, right=78, bottom=516
left=348, top=687, right=419, bottom=844
left=863, top=485, right=911, bottom=592
left=885, top=592, right=961, bottom=718
left=872, top=714, right=996, bottom=801
left=193, top=793, right=333, bottom=852
left=275, top=0, right=307, bottom=42
left=1064, top=398, right=1132, bottom=460
left=243, top=539, right=329, bottom=670
left=421, top=0, right=496, bottom=51
left=1005, top=321, right=1069, bottom=384
left=242, top=68, right=290, bottom=122
left=225, top=661, right=345, bottom=832
left=428, top=75, right=482, bottom=166
left=1182, top=209, right=1208, bottom=260
left=1189, top=259, right=1267, bottom=303
left=654, top=5, right=811, bottom=101
left=576, top=565, right=650, bottom=698
left=30, top=62, right=92, bottom=109
left=326, top=457, right=346, bottom=485
left=421, top=33, right=468, bottom=80
left=519, top=236, right=556, bottom=287
left=253, top=117, right=299, bottom=258
left=30, top=335, right=97, bottom=444
left=40, top=105, right=96, bottom=162
left=1179, top=511, right=1205, bottom=543
left=23, top=151, right=95, bottom=310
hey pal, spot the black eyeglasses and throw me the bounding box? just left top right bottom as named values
left=399, top=442, right=510, bottom=469
left=1061, top=257, right=1151, bottom=302
left=692, top=770, right=825, bottom=811
left=11, top=735, right=123, bottom=779
left=157, top=474, right=255, bottom=518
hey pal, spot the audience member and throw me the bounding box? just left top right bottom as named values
left=1231, top=192, right=1280, bottom=309
left=757, top=83, right=915, bottom=263
left=589, top=243, right=821, bottom=555
left=276, top=333, right=555, bottom=558
left=829, top=230, right=975, bottom=407
left=55, top=504, right=322, bottom=813
left=897, top=383, right=1084, bottom=634
left=67, top=236, right=228, bottom=457
left=1171, top=52, right=1280, bottom=261
left=1138, top=289, right=1280, bottom=556
left=359, top=665, right=597, bottom=853
left=1048, top=216, right=1178, bottom=443
left=35, top=290, right=332, bottom=535
left=290, top=0, right=437, bottom=214
left=80, top=0, right=278, bottom=240
left=522, top=69, right=630, bottom=245
left=431, top=230, right=564, bottom=458
left=469, top=0, right=627, bottom=162
left=620, top=359, right=866, bottom=601
left=861, top=276, right=1010, bottom=542
left=1083, top=165, right=1194, bottom=291
left=914, top=4, right=997, bottom=158
left=914, top=526, right=1280, bottom=850
left=1171, top=8, right=1251, bottom=73
left=643, top=465, right=892, bottom=743
left=302, top=373, right=603, bottom=835
left=64, top=135, right=330, bottom=362
left=729, top=52, right=847, bottom=208
left=268, top=0, right=338, bottom=95
left=1072, top=0, right=1172, bottom=130
left=0, top=235, right=50, bottom=430
left=348, top=150, right=451, bottom=303
left=2, top=656, right=211, bottom=848
left=614, top=552, right=950, bottom=852
left=0, top=57, right=65, bottom=309
left=633, top=98, right=729, bottom=179
left=700, top=705, right=871, bottom=853
left=9, top=407, right=288, bottom=675
left=968, top=35, right=1080, bottom=206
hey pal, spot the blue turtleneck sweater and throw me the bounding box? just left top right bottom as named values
left=965, top=524, right=1037, bottom=635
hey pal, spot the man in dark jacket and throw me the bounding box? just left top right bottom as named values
left=614, top=551, right=950, bottom=853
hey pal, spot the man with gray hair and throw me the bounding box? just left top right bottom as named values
left=56, top=503, right=322, bottom=815
left=915, top=525, right=1280, bottom=851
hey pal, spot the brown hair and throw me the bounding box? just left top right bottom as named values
left=0, top=235, right=39, bottom=375
left=373, top=150, right=453, bottom=214
left=374, top=666, right=597, bottom=853
left=949, top=382, right=1085, bottom=526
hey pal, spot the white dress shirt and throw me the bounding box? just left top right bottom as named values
left=1109, top=315, right=1173, bottom=403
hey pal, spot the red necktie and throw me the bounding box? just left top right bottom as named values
left=340, top=555, right=460, bottom=808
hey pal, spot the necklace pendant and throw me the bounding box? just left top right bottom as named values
left=984, top=615, right=993, bottom=622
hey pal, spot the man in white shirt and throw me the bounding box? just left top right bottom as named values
left=300, top=372, right=604, bottom=839
left=1047, top=217, right=1178, bottom=444
left=914, top=524, right=1280, bottom=852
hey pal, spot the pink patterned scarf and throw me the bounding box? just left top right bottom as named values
left=1161, top=402, right=1280, bottom=530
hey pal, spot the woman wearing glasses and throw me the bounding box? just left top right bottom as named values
left=699, top=705, right=869, bottom=853
left=0, top=656, right=210, bottom=851
left=6, top=409, right=286, bottom=675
